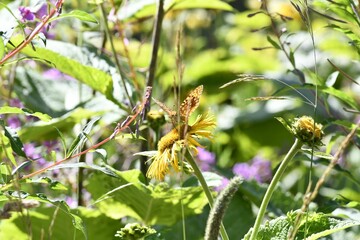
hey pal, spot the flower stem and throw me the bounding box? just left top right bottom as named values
left=249, top=138, right=303, bottom=240
left=185, top=149, right=229, bottom=240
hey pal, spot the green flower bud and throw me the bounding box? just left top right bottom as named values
left=115, top=223, right=156, bottom=240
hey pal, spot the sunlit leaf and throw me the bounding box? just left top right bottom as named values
left=67, top=117, right=100, bottom=158
left=88, top=169, right=208, bottom=225
left=9, top=37, right=125, bottom=105
left=0, top=36, right=4, bottom=60
left=243, top=211, right=360, bottom=240
left=19, top=108, right=102, bottom=142
left=0, top=106, right=51, bottom=122
left=52, top=10, right=98, bottom=23
left=49, top=162, right=119, bottom=178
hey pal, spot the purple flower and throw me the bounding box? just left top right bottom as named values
left=43, top=140, right=60, bottom=154
left=214, top=177, right=230, bottom=192
left=251, top=157, right=272, bottom=183
left=19, top=6, right=35, bottom=21
left=9, top=98, right=24, bottom=108
left=197, top=147, right=216, bottom=171
left=232, top=156, right=272, bottom=183
left=65, top=196, right=77, bottom=208
left=23, top=143, right=42, bottom=160
left=34, top=4, right=48, bottom=20
left=7, top=115, right=22, bottom=128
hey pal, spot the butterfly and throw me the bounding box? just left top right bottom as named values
left=153, top=85, right=203, bottom=126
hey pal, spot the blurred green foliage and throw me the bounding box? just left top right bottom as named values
left=0, top=0, right=360, bottom=239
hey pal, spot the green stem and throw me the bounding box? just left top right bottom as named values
left=99, top=3, right=133, bottom=110
left=185, top=149, right=229, bottom=240
left=249, top=138, right=303, bottom=240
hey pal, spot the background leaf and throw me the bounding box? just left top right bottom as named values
left=52, top=10, right=98, bottom=23
left=87, top=169, right=208, bottom=226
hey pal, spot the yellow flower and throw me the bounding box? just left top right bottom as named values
left=292, top=116, right=324, bottom=146
left=146, top=111, right=216, bottom=180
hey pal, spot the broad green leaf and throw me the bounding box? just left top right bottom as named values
left=87, top=169, right=208, bottom=226
left=0, top=192, right=87, bottom=239
left=19, top=108, right=102, bottom=142
left=320, top=86, right=359, bottom=109
left=0, top=106, right=52, bottom=122
left=0, top=206, right=118, bottom=240
left=117, top=0, right=234, bottom=21
left=49, top=162, right=119, bottom=178
left=167, top=0, right=234, bottom=11
left=51, top=10, right=98, bottom=23
left=243, top=211, right=360, bottom=240
left=10, top=36, right=125, bottom=105
left=28, top=177, right=68, bottom=191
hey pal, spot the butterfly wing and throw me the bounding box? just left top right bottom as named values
left=179, top=85, right=203, bottom=120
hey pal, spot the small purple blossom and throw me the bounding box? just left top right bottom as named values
left=9, top=98, right=24, bottom=108
left=7, top=115, right=22, bottom=128
left=214, top=177, right=230, bottom=192
left=43, top=140, right=60, bottom=154
left=19, top=6, right=35, bottom=21
left=23, top=143, right=42, bottom=160
left=65, top=196, right=77, bottom=208
left=232, top=163, right=252, bottom=179
left=197, top=147, right=216, bottom=171
left=233, top=156, right=272, bottom=183
left=34, top=4, right=48, bottom=20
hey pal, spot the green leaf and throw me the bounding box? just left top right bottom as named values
left=4, top=126, right=26, bottom=159
left=275, top=117, right=295, bottom=136
left=266, top=36, right=281, bottom=50
left=52, top=10, right=98, bottom=23
left=0, top=122, right=17, bottom=166
left=117, top=0, right=234, bottom=21
left=320, top=86, right=359, bottom=109
left=0, top=36, right=4, bottom=60
left=0, top=163, right=11, bottom=184
left=168, top=0, right=234, bottom=11
left=0, top=206, right=119, bottom=240
left=87, top=169, right=208, bottom=225
left=29, top=177, right=68, bottom=191
left=49, top=162, right=119, bottom=178
left=19, top=108, right=102, bottom=142
left=0, top=106, right=52, bottom=122
left=66, top=117, right=100, bottom=158
left=0, top=192, right=87, bottom=239
left=10, top=36, right=125, bottom=105
left=243, top=211, right=360, bottom=240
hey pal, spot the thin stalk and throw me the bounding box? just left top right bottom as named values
left=99, top=3, right=134, bottom=109
left=249, top=138, right=303, bottom=240
left=140, top=0, right=165, bottom=176
left=185, top=149, right=229, bottom=240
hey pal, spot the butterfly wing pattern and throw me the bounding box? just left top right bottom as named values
left=152, top=85, right=203, bottom=126
left=179, top=85, right=203, bottom=121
